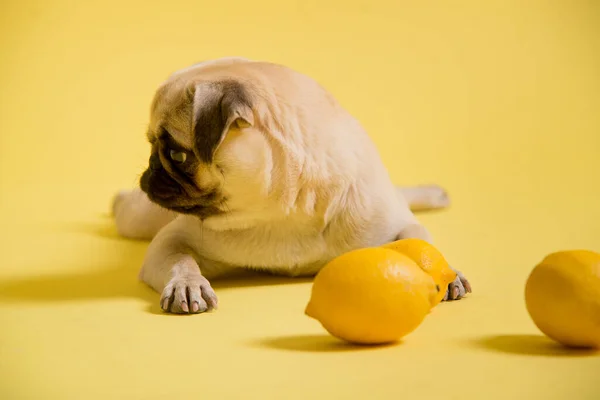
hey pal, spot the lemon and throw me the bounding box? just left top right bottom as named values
left=382, top=238, right=457, bottom=305
left=305, top=247, right=437, bottom=345
left=525, top=250, right=600, bottom=349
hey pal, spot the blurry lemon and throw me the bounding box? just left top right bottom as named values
left=382, top=238, right=456, bottom=305
left=525, top=250, right=600, bottom=349
left=305, top=247, right=437, bottom=344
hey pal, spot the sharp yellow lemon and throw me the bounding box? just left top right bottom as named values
left=382, top=238, right=457, bottom=305
left=305, top=247, right=437, bottom=345
left=525, top=250, right=600, bottom=349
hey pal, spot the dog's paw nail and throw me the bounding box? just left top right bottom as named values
left=452, top=286, right=460, bottom=299
left=181, top=301, right=189, bottom=313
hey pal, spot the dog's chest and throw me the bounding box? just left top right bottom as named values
left=196, top=223, right=330, bottom=271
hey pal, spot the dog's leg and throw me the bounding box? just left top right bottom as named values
left=395, top=222, right=434, bottom=243
left=111, top=188, right=177, bottom=240
left=396, top=184, right=450, bottom=212
left=396, top=221, right=471, bottom=301
left=138, top=217, right=234, bottom=314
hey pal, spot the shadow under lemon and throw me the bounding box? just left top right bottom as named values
left=250, top=334, right=397, bottom=353
left=0, top=218, right=312, bottom=314
left=468, top=334, right=598, bottom=357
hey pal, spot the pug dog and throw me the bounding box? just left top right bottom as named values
left=112, top=57, right=471, bottom=314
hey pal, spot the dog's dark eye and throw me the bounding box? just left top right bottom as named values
left=169, top=150, right=187, bottom=163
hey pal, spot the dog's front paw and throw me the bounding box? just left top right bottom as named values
left=443, top=268, right=472, bottom=301
left=160, top=275, right=218, bottom=314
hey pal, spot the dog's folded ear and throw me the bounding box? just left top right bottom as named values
left=190, top=80, right=255, bottom=163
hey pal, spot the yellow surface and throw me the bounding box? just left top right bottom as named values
left=1, top=0, right=599, bottom=398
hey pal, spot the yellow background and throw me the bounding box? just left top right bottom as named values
left=1, top=0, right=599, bottom=398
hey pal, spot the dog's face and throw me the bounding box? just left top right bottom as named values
left=140, top=76, right=274, bottom=222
